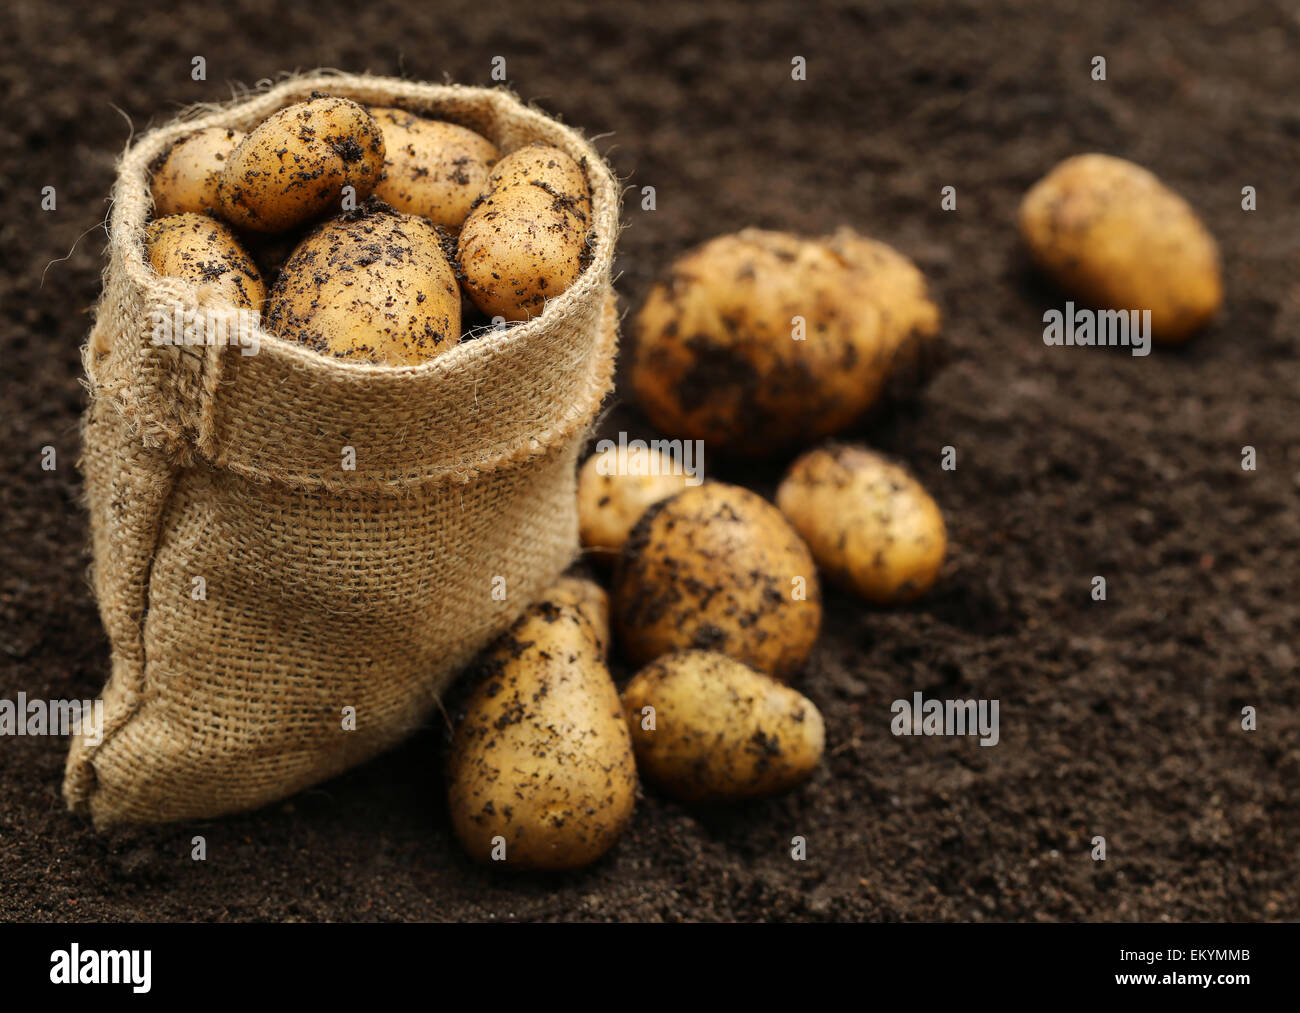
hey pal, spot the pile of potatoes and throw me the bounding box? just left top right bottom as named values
left=145, top=94, right=594, bottom=364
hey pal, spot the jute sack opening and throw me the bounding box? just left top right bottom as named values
left=65, top=72, right=620, bottom=828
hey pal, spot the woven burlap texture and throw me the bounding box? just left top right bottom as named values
left=65, top=72, right=620, bottom=828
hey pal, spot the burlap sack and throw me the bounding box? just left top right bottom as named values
left=65, top=73, right=620, bottom=828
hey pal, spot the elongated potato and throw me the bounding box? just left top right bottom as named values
left=777, top=444, right=946, bottom=605
left=144, top=213, right=266, bottom=310
left=150, top=127, right=244, bottom=217
left=447, top=601, right=637, bottom=871
left=457, top=142, right=592, bottom=321
left=613, top=482, right=821, bottom=679
left=218, top=96, right=385, bottom=233
left=370, top=108, right=498, bottom=231
left=622, top=651, right=825, bottom=802
left=266, top=202, right=460, bottom=365
left=577, top=446, right=694, bottom=562
left=1019, top=153, right=1223, bottom=344
left=631, top=228, right=940, bottom=457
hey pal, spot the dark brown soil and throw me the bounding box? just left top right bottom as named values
left=2, top=0, right=1298, bottom=922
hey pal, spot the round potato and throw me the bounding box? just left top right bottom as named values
left=457, top=142, right=592, bottom=322
left=542, top=574, right=610, bottom=659
left=370, top=108, right=498, bottom=231
left=577, top=445, right=694, bottom=562
left=631, top=228, right=940, bottom=457
left=218, top=96, right=385, bottom=233
left=447, top=601, right=637, bottom=871
left=266, top=202, right=460, bottom=365
left=622, top=650, right=825, bottom=803
left=777, top=444, right=946, bottom=605
left=144, top=213, right=266, bottom=311
left=1019, top=153, right=1223, bottom=344
left=612, top=482, right=821, bottom=679
left=150, top=127, right=244, bottom=217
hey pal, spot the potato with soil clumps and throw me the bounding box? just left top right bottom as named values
left=544, top=574, right=611, bottom=659
left=631, top=227, right=940, bottom=457
left=266, top=201, right=460, bottom=365
left=370, top=108, right=499, bottom=231
left=447, top=599, right=637, bottom=871
left=622, top=650, right=825, bottom=802
left=577, top=446, right=695, bottom=562
left=613, top=482, right=821, bottom=679
left=458, top=142, right=592, bottom=321
left=218, top=95, right=385, bottom=233
left=1019, top=153, right=1223, bottom=344
left=150, top=127, right=245, bottom=217
left=144, top=213, right=266, bottom=310
left=777, top=444, right=946, bottom=605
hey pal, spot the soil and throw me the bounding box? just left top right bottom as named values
left=2, top=0, right=1298, bottom=922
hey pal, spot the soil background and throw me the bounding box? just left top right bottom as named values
left=2, top=0, right=1298, bottom=922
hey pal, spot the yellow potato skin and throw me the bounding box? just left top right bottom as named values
left=150, top=127, right=245, bottom=217
left=622, top=651, right=825, bottom=803
left=447, top=602, right=638, bottom=871
left=1018, top=153, right=1223, bottom=344
left=631, top=228, right=940, bottom=457
left=457, top=142, right=592, bottom=322
left=370, top=108, right=499, bottom=231
left=144, top=213, right=266, bottom=311
left=777, top=444, right=946, bottom=605
left=544, top=575, right=611, bottom=659
left=266, top=205, right=460, bottom=365
left=612, top=483, right=821, bottom=680
left=218, top=97, right=386, bottom=233
left=577, top=448, right=692, bottom=562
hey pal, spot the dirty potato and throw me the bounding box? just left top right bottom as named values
left=457, top=142, right=592, bottom=321
left=218, top=96, right=385, bottom=232
left=150, top=127, right=245, bottom=217
left=446, top=601, right=638, bottom=871
left=266, top=201, right=460, bottom=365
left=631, top=228, right=940, bottom=457
left=1019, top=153, right=1223, bottom=344
left=613, top=482, right=821, bottom=679
left=542, top=574, right=610, bottom=659
left=144, top=213, right=266, bottom=310
left=622, top=651, right=825, bottom=803
left=370, top=107, right=498, bottom=231
left=777, top=444, right=946, bottom=605
left=577, top=445, right=694, bottom=562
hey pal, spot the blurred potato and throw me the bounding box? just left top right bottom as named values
left=577, top=446, right=694, bottom=562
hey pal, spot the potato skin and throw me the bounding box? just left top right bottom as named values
left=150, top=127, right=244, bottom=217
left=631, top=228, right=940, bottom=457
left=218, top=96, right=385, bottom=233
left=144, top=213, right=266, bottom=310
left=266, top=202, right=460, bottom=365
left=457, top=142, right=592, bottom=322
left=370, top=108, right=498, bottom=231
left=577, top=447, right=693, bottom=562
left=447, top=602, right=638, bottom=871
left=544, top=575, right=611, bottom=659
left=613, top=483, right=821, bottom=679
left=622, top=651, right=825, bottom=802
left=777, top=444, right=946, bottom=605
left=1019, top=153, right=1223, bottom=344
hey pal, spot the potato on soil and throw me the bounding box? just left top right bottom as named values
left=631, top=228, right=940, bottom=457
left=266, top=201, right=460, bottom=366
left=218, top=95, right=385, bottom=233
left=457, top=141, right=592, bottom=322
left=150, top=127, right=244, bottom=217
left=612, top=482, right=821, bottom=680
left=622, top=650, right=825, bottom=803
left=777, top=444, right=946, bottom=605
left=446, top=601, right=637, bottom=871
left=542, top=574, right=610, bottom=659
left=370, top=108, right=498, bottom=231
left=144, top=213, right=266, bottom=310
left=1018, top=153, right=1223, bottom=344
left=577, top=446, right=694, bottom=562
